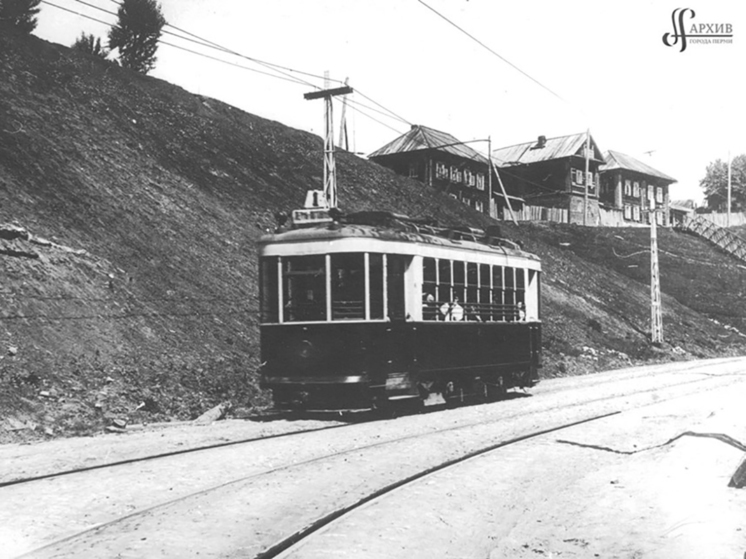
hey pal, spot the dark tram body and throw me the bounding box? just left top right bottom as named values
left=259, top=211, right=541, bottom=411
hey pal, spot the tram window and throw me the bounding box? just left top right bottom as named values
left=453, top=261, right=465, bottom=302
left=504, top=267, right=516, bottom=321
left=422, top=258, right=437, bottom=321
left=492, top=266, right=504, bottom=321
left=479, top=264, right=491, bottom=321
left=387, top=255, right=407, bottom=320
left=438, top=259, right=452, bottom=305
left=466, top=263, right=478, bottom=318
left=331, top=253, right=365, bottom=320
left=282, top=255, right=326, bottom=322
left=515, top=268, right=526, bottom=308
left=260, top=257, right=279, bottom=323
left=369, top=253, right=384, bottom=320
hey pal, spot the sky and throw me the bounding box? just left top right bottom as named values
left=34, top=0, right=746, bottom=204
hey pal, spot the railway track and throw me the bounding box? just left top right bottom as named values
left=5, top=356, right=742, bottom=490
left=0, top=421, right=350, bottom=489
left=255, top=411, right=620, bottom=559
left=9, top=362, right=746, bottom=559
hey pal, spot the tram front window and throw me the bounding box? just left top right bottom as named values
left=283, top=255, right=326, bottom=322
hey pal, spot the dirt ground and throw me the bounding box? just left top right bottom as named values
left=2, top=358, right=744, bottom=559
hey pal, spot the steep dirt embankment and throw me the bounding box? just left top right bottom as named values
left=1, top=28, right=744, bottom=441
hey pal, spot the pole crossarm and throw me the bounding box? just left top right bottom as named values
left=304, top=85, right=354, bottom=209
left=303, top=85, right=354, bottom=100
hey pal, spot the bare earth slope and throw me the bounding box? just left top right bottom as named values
left=1, top=29, right=745, bottom=441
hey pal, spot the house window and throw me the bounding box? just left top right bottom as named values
left=408, top=163, right=418, bottom=178
left=476, top=173, right=485, bottom=190
left=624, top=179, right=632, bottom=196
left=464, top=198, right=472, bottom=207
left=464, top=169, right=475, bottom=187
left=633, top=206, right=640, bottom=221
left=435, top=162, right=448, bottom=180
left=450, top=166, right=462, bottom=183
left=623, top=205, right=632, bottom=219
left=632, top=181, right=640, bottom=198
left=573, top=169, right=584, bottom=185
left=656, top=187, right=663, bottom=203
left=475, top=200, right=484, bottom=213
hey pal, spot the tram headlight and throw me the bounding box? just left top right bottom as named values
left=297, top=339, right=313, bottom=359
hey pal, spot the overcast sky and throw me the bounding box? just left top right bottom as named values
left=35, top=0, right=746, bottom=203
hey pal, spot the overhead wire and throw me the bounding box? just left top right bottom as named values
left=41, top=0, right=570, bottom=206
left=415, top=0, right=566, bottom=104
left=51, top=0, right=412, bottom=138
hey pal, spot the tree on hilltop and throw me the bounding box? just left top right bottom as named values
left=107, top=0, right=166, bottom=74
left=0, top=0, right=42, bottom=33
left=72, top=32, right=109, bottom=59
left=701, top=155, right=746, bottom=212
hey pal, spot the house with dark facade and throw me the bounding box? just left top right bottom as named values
left=599, top=150, right=677, bottom=226
left=491, top=132, right=604, bottom=224
left=368, top=124, right=523, bottom=217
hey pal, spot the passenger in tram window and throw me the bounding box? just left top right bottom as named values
left=517, top=302, right=526, bottom=321
left=439, top=296, right=464, bottom=321
left=467, top=305, right=482, bottom=321
left=423, top=292, right=437, bottom=321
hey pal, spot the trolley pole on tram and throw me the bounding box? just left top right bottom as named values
left=304, top=83, right=354, bottom=209
left=650, top=197, right=663, bottom=344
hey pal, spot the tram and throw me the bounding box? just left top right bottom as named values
left=259, top=207, right=542, bottom=412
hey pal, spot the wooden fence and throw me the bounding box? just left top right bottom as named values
left=694, top=212, right=746, bottom=227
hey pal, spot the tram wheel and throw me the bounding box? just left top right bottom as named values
left=486, top=376, right=507, bottom=402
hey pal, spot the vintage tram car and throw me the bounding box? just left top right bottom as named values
left=259, top=210, right=541, bottom=411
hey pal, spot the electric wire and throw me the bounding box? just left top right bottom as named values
left=45, top=0, right=412, bottom=137
left=415, top=0, right=565, bottom=103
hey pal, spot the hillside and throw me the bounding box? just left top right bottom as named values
left=2, top=29, right=745, bottom=442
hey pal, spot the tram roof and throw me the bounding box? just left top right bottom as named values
left=259, top=216, right=540, bottom=263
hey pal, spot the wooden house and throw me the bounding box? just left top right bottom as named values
left=599, top=150, right=677, bottom=226
left=491, top=133, right=604, bottom=224
left=368, top=125, right=523, bottom=217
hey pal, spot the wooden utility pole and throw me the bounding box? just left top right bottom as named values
left=583, top=129, right=590, bottom=226
left=491, top=159, right=518, bottom=225
left=488, top=136, right=494, bottom=219
left=338, top=78, right=350, bottom=152
left=650, top=196, right=663, bottom=344
left=304, top=83, right=353, bottom=209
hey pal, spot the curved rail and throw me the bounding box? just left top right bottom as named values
left=254, top=411, right=620, bottom=559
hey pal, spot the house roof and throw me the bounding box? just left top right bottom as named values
left=368, top=125, right=488, bottom=165
left=600, top=150, right=676, bottom=183
left=491, top=132, right=604, bottom=167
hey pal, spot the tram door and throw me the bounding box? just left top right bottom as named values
left=384, top=255, right=417, bottom=398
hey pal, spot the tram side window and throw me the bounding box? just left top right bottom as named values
left=504, top=267, right=516, bottom=320
left=453, top=261, right=466, bottom=304
left=260, top=257, right=279, bottom=323
left=479, top=264, right=491, bottom=321
left=331, top=253, right=365, bottom=320
left=437, top=259, right=452, bottom=307
left=422, top=257, right=437, bottom=320
left=283, top=255, right=326, bottom=322
left=515, top=267, right=526, bottom=312
left=466, top=263, right=479, bottom=320
left=369, top=253, right=384, bottom=320
left=387, top=255, right=407, bottom=320
left=492, top=265, right=504, bottom=321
